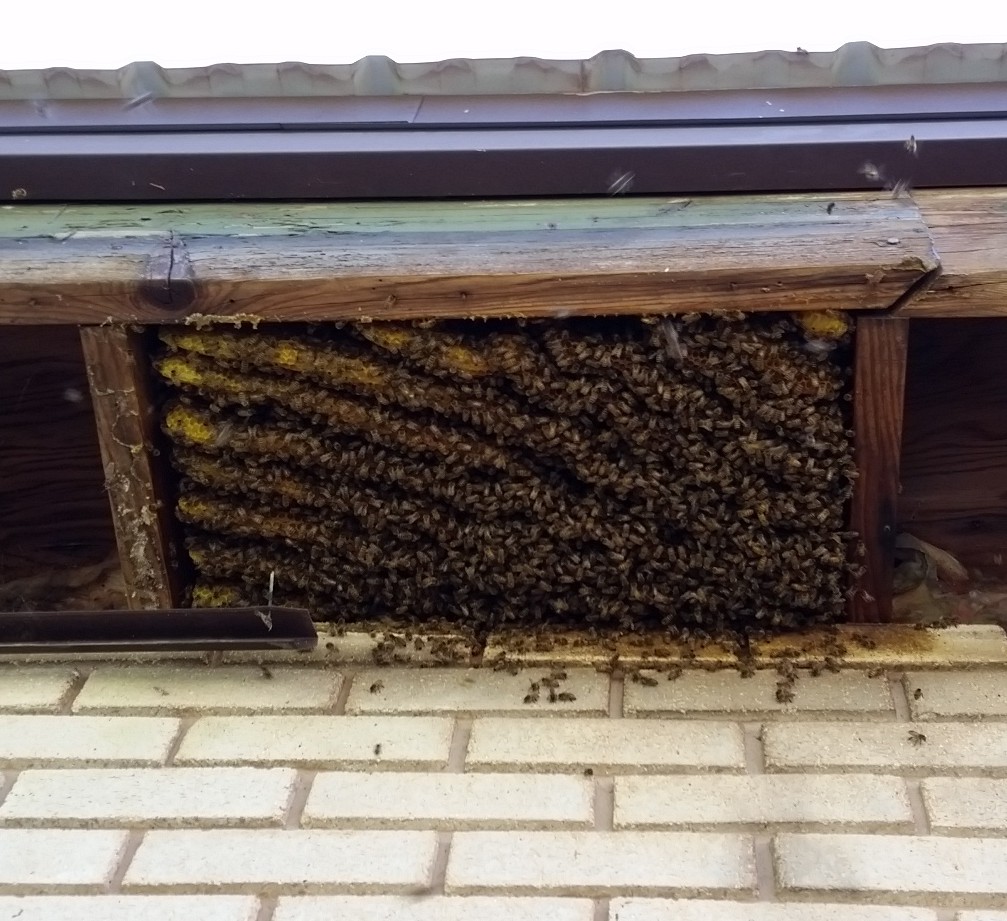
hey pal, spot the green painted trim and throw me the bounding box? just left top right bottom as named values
left=0, top=193, right=915, bottom=240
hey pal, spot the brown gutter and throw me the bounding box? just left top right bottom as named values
left=3, top=85, right=1007, bottom=201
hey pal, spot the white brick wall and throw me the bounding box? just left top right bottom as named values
left=466, top=718, right=745, bottom=773
left=0, top=768, right=297, bottom=827
left=123, top=830, right=438, bottom=892
left=273, top=896, right=596, bottom=921
left=774, top=833, right=1007, bottom=899
left=175, top=715, right=453, bottom=769
left=445, top=831, right=757, bottom=896
left=346, top=668, right=607, bottom=716
left=613, top=775, right=913, bottom=830
left=610, top=900, right=940, bottom=920
left=0, top=829, right=128, bottom=887
left=906, top=671, right=1007, bottom=720
left=920, top=778, right=1007, bottom=834
left=303, top=771, right=593, bottom=829
left=764, top=722, right=1007, bottom=774
left=0, top=716, right=180, bottom=767
left=1, top=658, right=1006, bottom=916
left=0, top=896, right=261, bottom=920
left=0, top=668, right=79, bottom=713
left=73, top=667, right=342, bottom=714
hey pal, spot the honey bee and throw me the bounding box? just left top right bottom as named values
left=369, top=681, right=385, bottom=694
left=775, top=682, right=796, bottom=704
left=907, top=730, right=927, bottom=747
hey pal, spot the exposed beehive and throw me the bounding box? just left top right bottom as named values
left=154, top=314, right=857, bottom=636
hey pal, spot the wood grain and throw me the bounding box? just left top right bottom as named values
left=900, top=189, right=1007, bottom=316
left=0, top=328, right=116, bottom=585
left=900, top=319, right=1007, bottom=577
left=0, top=194, right=936, bottom=324
left=79, top=326, right=184, bottom=609
left=850, top=316, right=910, bottom=622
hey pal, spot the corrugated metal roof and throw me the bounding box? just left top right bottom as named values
left=3, top=42, right=1007, bottom=100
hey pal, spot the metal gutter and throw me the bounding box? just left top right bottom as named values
left=3, top=111, right=1007, bottom=200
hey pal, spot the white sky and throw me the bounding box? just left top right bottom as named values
left=2, top=0, right=1001, bottom=70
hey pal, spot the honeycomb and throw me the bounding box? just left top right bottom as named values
left=155, top=314, right=858, bottom=636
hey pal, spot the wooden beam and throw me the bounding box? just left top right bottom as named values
left=79, top=326, right=184, bottom=609
left=899, top=188, right=1007, bottom=316
left=850, top=316, right=910, bottom=622
left=0, top=194, right=936, bottom=325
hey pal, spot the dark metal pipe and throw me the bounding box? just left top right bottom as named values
left=0, top=607, right=318, bottom=653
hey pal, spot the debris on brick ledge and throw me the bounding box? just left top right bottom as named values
left=154, top=313, right=857, bottom=637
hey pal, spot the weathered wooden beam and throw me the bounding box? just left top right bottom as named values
left=79, top=326, right=184, bottom=609
left=899, top=189, right=1007, bottom=316
left=850, top=316, right=910, bottom=622
left=0, top=194, right=936, bottom=325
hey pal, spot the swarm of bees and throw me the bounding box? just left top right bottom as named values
left=155, top=313, right=857, bottom=636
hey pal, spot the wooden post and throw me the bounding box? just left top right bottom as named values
left=79, top=326, right=183, bottom=609
left=850, top=316, right=910, bottom=622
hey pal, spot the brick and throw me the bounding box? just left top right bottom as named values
left=775, top=833, right=1007, bottom=901
left=610, top=900, right=939, bottom=920
left=73, top=666, right=341, bottom=714
left=467, top=718, right=744, bottom=773
left=124, top=830, right=437, bottom=892
left=304, top=772, right=593, bottom=829
left=346, top=668, right=607, bottom=716
left=764, top=722, right=1007, bottom=775
left=274, top=896, right=595, bottom=921
left=0, top=667, right=78, bottom=713
left=624, top=669, right=892, bottom=718
left=445, top=831, right=756, bottom=896
left=906, top=671, right=1007, bottom=720
left=614, top=775, right=913, bottom=830
left=0, top=716, right=180, bottom=767
left=0, top=829, right=127, bottom=887
left=0, top=768, right=297, bottom=828
left=175, top=716, right=452, bottom=769
left=956, top=914, right=1007, bottom=921
left=921, top=778, right=1007, bottom=834
left=0, top=896, right=260, bottom=920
